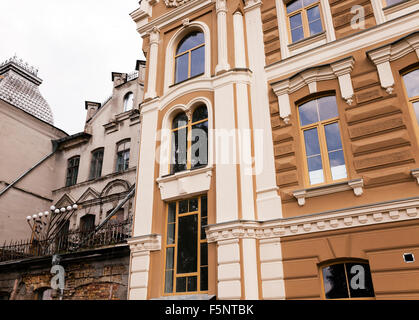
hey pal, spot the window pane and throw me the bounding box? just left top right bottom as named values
left=299, top=100, right=319, bottom=126
left=201, top=217, right=207, bottom=240
left=191, top=46, right=205, bottom=78
left=318, top=96, right=339, bottom=121
left=177, top=32, right=205, bottom=55
left=307, top=5, right=320, bottom=22
left=168, top=203, right=176, bottom=223
left=289, top=13, right=303, bottom=29
left=166, top=247, right=174, bottom=270
left=201, top=196, right=208, bottom=217
left=191, top=121, right=208, bottom=169
left=309, top=19, right=323, bottom=36
left=179, top=200, right=188, bottom=214
left=201, top=243, right=208, bottom=267
left=167, top=223, right=175, bottom=245
left=345, top=263, right=375, bottom=298
left=308, top=155, right=324, bottom=185
left=303, top=0, right=318, bottom=6
left=385, top=0, right=405, bottom=6
left=176, top=277, right=187, bottom=293
left=322, top=264, right=349, bottom=299
left=171, top=127, right=188, bottom=174
left=286, top=0, right=302, bottom=14
left=177, top=214, right=198, bottom=274
left=175, top=53, right=189, bottom=83
left=291, top=27, right=304, bottom=43
left=192, top=105, right=208, bottom=123
left=172, top=113, right=188, bottom=129
left=189, top=198, right=199, bottom=212
left=200, top=266, right=208, bottom=291
left=187, top=276, right=197, bottom=292
left=403, top=70, right=419, bottom=98
left=413, top=101, right=419, bottom=125
left=165, top=270, right=174, bottom=293
left=324, top=123, right=343, bottom=152
left=329, top=151, right=347, bottom=181
left=304, top=128, right=321, bottom=157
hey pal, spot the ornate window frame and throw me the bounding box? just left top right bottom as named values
left=164, top=21, right=211, bottom=94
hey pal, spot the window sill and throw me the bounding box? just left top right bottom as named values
left=293, top=179, right=364, bottom=206
left=288, top=31, right=327, bottom=54
left=169, top=73, right=205, bottom=89
left=156, top=166, right=213, bottom=201
left=383, top=0, right=419, bottom=19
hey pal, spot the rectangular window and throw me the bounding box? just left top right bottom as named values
left=298, top=96, right=347, bottom=186
left=402, top=68, right=419, bottom=129
left=164, top=196, right=208, bottom=295
left=384, top=0, right=405, bottom=7
left=116, top=140, right=130, bottom=173
left=89, top=148, right=104, bottom=180
left=286, top=0, right=324, bottom=44
left=65, top=156, right=80, bottom=187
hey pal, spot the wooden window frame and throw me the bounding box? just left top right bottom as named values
left=174, top=33, right=205, bottom=85
left=89, top=148, right=104, bottom=180
left=286, top=0, right=325, bottom=44
left=401, top=66, right=419, bottom=138
left=297, top=95, right=348, bottom=187
left=163, top=195, right=208, bottom=296
left=319, top=260, right=376, bottom=300
left=65, top=156, right=80, bottom=187
left=116, top=139, right=131, bottom=173
left=169, top=107, right=209, bottom=175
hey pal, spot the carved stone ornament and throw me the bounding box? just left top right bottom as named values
left=164, top=0, right=192, bottom=7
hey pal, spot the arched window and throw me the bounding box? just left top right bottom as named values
left=170, top=105, right=209, bottom=174
left=123, top=92, right=134, bottom=112
left=175, top=32, right=205, bottom=84
left=402, top=68, right=419, bottom=129
left=298, top=95, right=347, bottom=186
left=65, top=156, right=80, bottom=187
left=320, top=261, right=375, bottom=300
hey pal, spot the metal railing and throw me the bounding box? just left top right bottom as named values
left=0, top=219, right=132, bottom=263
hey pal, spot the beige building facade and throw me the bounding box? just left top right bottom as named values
left=128, top=0, right=419, bottom=300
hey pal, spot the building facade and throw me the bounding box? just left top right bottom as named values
left=128, top=0, right=419, bottom=300
left=0, top=57, right=145, bottom=300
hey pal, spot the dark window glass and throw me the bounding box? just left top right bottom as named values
left=345, top=263, right=375, bottom=298
left=177, top=214, right=198, bottom=274
left=116, top=150, right=130, bottom=173
left=175, top=32, right=205, bottom=84
left=176, top=277, right=187, bottom=293
left=191, top=121, right=208, bottom=169
left=322, top=263, right=349, bottom=299
left=192, top=105, right=208, bottom=123
left=187, top=276, right=198, bottom=292
left=172, top=113, right=189, bottom=129
left=201, top=243, right=208, bottom=267
left=89, top=149, right=104, bottom=180
left=175, top=53, right=189, bottom=84
left=200, top=267, right=208, bottom=291
left=80, top=214, right=95, bottom=233
left=171, top=127, right=188, bottom=174
left=65, top=156, right=80, bottom=187
left=165, top=270, right=174, bottom=293
left=179, top=200, right=189, bottom=214
left=322, top=262, right=375, bottom=299
left=191, top=46, right=205, bottom=77
left=189, top=198, right=199, bottom=212
left=177, top=32, right=205, bottom=55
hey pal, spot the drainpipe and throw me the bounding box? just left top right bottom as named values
left=0, top=141, right=59, bottom=198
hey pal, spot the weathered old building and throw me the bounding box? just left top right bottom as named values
left=128, top=0, right=419, bottom=300
left=0, top=57, right=145, bottom=300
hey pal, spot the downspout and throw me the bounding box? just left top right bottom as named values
left=0, top=141, right=59, bottom=198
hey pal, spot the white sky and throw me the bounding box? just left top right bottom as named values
left=0, top=0, right=144, bottom=135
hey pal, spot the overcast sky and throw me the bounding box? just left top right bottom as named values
left=0, top=0, right=144, bottom=135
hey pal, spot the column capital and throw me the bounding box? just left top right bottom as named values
left=149, top=26, right=161, bottom=45
left=244, top=0, right=262, bottom=12
left=215, top=0, right=227, bottom=13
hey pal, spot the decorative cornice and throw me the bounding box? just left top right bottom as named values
left=164, top=0, right=191, bottom=7
left=128, top=234, right=161, bottom=253
left=206, top=198, right=419, bottom=241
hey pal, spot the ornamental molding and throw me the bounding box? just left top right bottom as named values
left=128, top=234, right=161, bottom=253
left=205, top=198, right=419, bottom=241
left=164, top=0, right=192, bottom=7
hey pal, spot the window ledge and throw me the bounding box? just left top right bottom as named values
left=152, top=294, right=216, bottom=300
left=157, top=166, right=213, bottom=201
left=288, top=31, right=327, bottom=53
left=293, top=179, right=364, bottom=206
left=383, top=0, right=418, bottom=15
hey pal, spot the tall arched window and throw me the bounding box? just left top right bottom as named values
left=175, top=32, right=205, bottom=84
left=402, top=68, right=419, bottom=129
left=298, top=95, right=347, bottom=186
left=170, top=105, right=209, bottom=174
left=123, top=92, right=134, bottom=112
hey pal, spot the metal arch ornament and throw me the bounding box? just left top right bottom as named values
left=164, top=0, right=192, bottom=7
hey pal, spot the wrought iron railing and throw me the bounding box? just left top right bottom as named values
left=0, top=219, right=132, bottom=263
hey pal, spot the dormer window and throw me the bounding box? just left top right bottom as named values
left=124, top=92, right=134, bottom=112
left=175, top=32, right=205, bottom=84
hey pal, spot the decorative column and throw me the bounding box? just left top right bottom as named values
left=244, top=0, right=283, bottom=221
left=145, top=27, right=160, bottom=100
left=233, top=11, right=247, bottom=69
left=215, top=0, right=231, bottom=74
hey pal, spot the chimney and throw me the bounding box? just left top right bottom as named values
left=112, top=72, right=127, bottom=87
left=85, top=101, right=101, bottom=123
left=136, top=60, right=147, bottom=83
